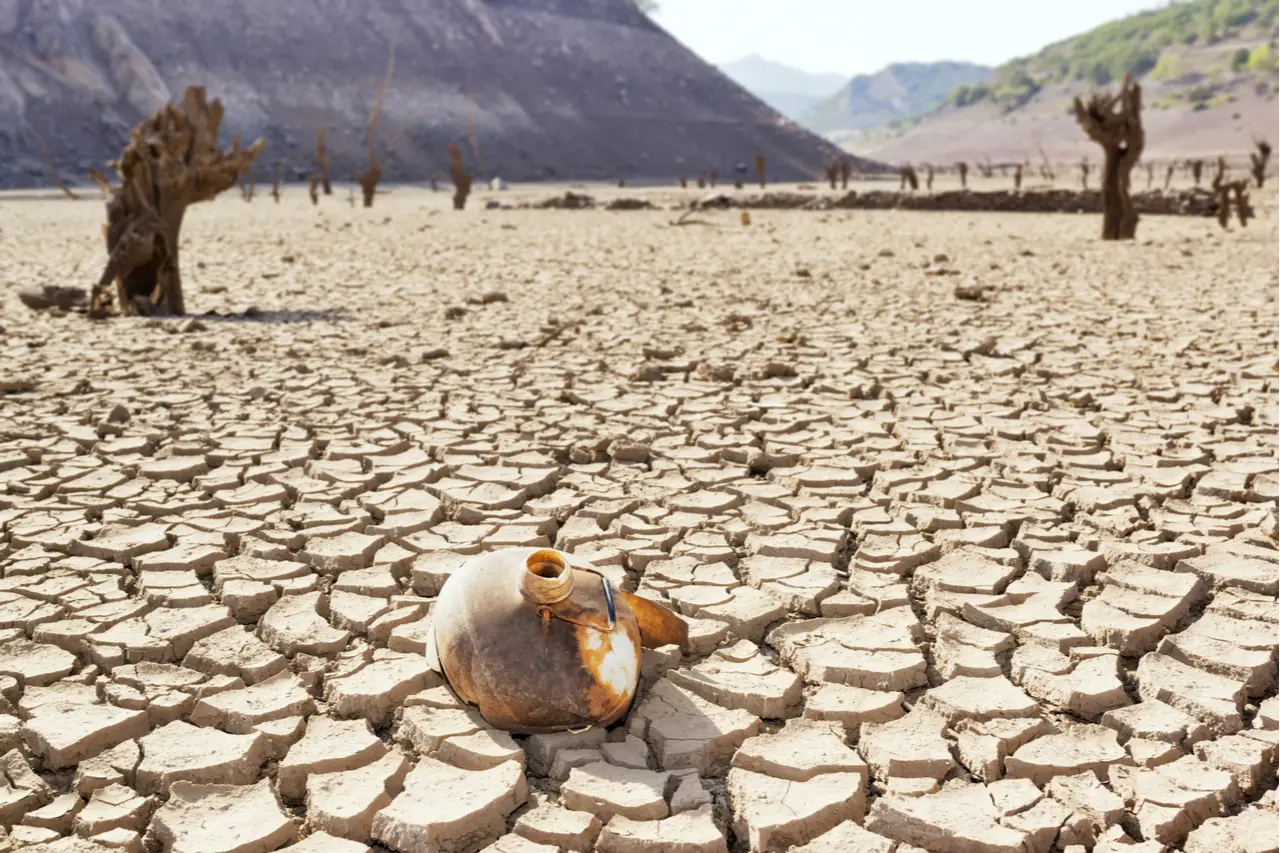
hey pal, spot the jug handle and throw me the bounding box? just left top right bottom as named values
left=619, top=589, right=691, bottom=653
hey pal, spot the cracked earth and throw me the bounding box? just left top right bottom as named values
left=0, top=185, right=1277, bottom=853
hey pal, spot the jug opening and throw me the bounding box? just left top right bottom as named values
left=527, top=551, right=567, bottom=578
left=522, top=549, right=575, bottom=605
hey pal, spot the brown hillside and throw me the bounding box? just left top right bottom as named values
left=0, top=0, right=868, bottom=188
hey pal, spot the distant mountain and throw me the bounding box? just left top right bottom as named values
left=856, top=0, right=1279, bottom=164
left=802, top=61, right=993, bottom=134
left=0, top=0, right=864, bottom=189
left=719, top=54, right=847, bottom=119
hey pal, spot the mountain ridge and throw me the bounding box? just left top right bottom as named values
left=854, top=0, right=1279, bottom=163
left=0, top=0, right=870, bottom=189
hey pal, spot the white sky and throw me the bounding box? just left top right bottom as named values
left=651, top=0, right=1168, bottom=76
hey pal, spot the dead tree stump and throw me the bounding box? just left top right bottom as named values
left=679, top=176, right=687, bottom=188
left=925, top=165, right=934, bottom=191
left=1249, top=140, right=1271, bottom=188
left=899, top=165, right=918, bottom=191
left=825, top=161, right=838, bottom=190
left=1164, top=162, right=1175, bottom=190
left=709, top=168, right=718, bottom=188
left=840, top=161, right=851, bottom=189
left=88, top=86, right=263, bottom=318
left=1079, top=158, right=1090, bottom=190
left=1189, top=159, right=1203, bottom=186
left=448, top=143, right=473, bottom=210
left=308, top=175, right=320, bottom=205
left=696, top=176, right=706, bottom=189
left=271, top=163, right=282, bottom=203
left=240, top=167, right=256, bottom=202
left=1211, top=155, right=1226, bottom=192
left=956, top=162, right=968, bottom=189
left=1014, top=164, right=1023, bottom=192
left=1074, top=74, right=1144, bottom=240
left=357, top=48, right=396, bottom=209
left=754, top=154, right=766, bottom=189
left=315, top=128, right=332, bottom=195
left=1232, top=180, right=1252, bottom=227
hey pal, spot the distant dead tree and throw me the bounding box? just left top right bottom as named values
left=618, top=178, right=626, bottom=188
left=315, top=128, right=333, bottom=195
left=1249, top=139, right=1271, bottom=188
left=978, top=157, right=993, bottom=178
left=271, top=163, right=283, bottom=203
left=840, top=160, right=851, bottom=189
left=308, top=175, right=320, bottom=205
left=1000, top=164, right=1008, bottom=177
left=430, top=176, right=439, bottom=192
left=1079, top=158, right=1090, bottom=190
left=448, top=142, right=473, bottom=210
left=1188, top=158, right=1203, bottom=186
left=239, top=166, right=256, bottom=202
left=26, top=123, right=80, bottom=199
left=1038, top=147, right=1055, bottom=183
left=825, top=160, right=838, bottom=190
left=1210, top=155, right=1226, bottom=192
left=678, top=176, right=687, bottom=188
left=1232, top=181, right=1252, bottom=226
left=1074, top=73, right=1144, bottom=240
left=925, top=165, right=934, bottom=191
left=754, top=154, right=766, bottom=188
left=358, top=46, right=396, bottom=208
left=709, top=168, right=718, bottom=188
left=88, top=87, right=263, bottom=317
left=899, top=165, right=918, bottom=191
left=1217, top=179, right=1251, bottom=229
left=1013, top=163, right=1023, bottom=191
left=696, top=175, right=706, bottom=189
left=956, top=161, right=968, bottom=189
left=1164, top=161, right=1176, bottom=190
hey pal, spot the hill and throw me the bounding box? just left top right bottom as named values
left=718, top=54, right=847, bottom=120
left=802, top=61, right=993, bottom=135
left=0, top=0, right=865, bottom=190
left=856, top=0, right=1279, bottom=164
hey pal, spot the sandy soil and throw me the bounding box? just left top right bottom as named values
left=0, top=183, right=1277, bottom=853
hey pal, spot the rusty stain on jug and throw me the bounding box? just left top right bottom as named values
left=427, top=547, right=689, bottom=734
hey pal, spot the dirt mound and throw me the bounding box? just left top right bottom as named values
left=0, top=0, right=867, bottom=189
left=518, top=188, right=1240, bottom=217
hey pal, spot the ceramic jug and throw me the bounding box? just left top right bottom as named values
left=426, top=547, right=689, bottom=733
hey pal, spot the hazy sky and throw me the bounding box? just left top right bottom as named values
left=651, top=0, right=1166, bottom=76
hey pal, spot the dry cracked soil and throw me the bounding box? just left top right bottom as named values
left=0, top=180, right=1276, bottom=853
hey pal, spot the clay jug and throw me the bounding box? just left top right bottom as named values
left=426, top=547, right=689, bottom=734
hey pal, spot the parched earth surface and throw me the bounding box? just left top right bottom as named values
left=0, top=183, right=1277, bottom=853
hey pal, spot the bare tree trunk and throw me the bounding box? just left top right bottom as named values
left=89, top=87, right=263, bottom=318
left=1075, top=75, right=1143, bottom=241
left=1250, top=140, right=1271, bottom=188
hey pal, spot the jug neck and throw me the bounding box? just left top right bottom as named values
left=521, top=549, right=575, bottom=605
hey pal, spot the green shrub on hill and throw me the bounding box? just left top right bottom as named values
left=949, top=0, right=1278, bottom=109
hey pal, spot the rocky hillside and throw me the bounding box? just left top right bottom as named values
left=856, top=0, right=1279, bottom=164
left=0, top=0, right=865, bottom=189
left=802, top=61, right=992, bottom=135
